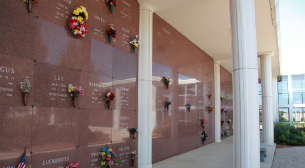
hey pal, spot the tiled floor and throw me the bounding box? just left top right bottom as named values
left=153, top=136, right=275, bottom=168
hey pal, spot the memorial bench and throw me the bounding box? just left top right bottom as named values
left=260, top=143, right=267, bottom=162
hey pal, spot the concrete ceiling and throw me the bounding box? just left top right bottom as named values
left=138, top=0, right=280, bottom=77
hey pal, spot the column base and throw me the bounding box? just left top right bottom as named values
left=138, top=163, right=152, bottom=168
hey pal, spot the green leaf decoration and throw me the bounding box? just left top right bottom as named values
left=102, top=155, right=106, bottom=160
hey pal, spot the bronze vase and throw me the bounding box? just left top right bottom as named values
left=166, top=83, right=168, bottom=89
left=73, top=97, right=77, bottom=107
left=132, top=132, right=135, bottom=139
left=23, top=92, right=29, bottom=106
left=131, top=159, right=135, bottom=167
left=107, top=100, right=110, bottom=109
left=28, top=0, right=32, bottom=12
left=188, top=107, right=190, bottom=112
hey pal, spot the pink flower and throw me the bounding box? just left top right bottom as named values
left=107, top=160, right=114, bottom=166
left=79, top=89, right=84, bottom=95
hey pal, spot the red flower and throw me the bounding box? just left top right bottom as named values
left=106, top=156, right=111, bottom=161
left=77, top=34, right=82, bottom=37
left=81, top=22, right=87, bottom=28
left=33, top=0, right=38, bottom=4
left=109, top=92, right=115, bottom=101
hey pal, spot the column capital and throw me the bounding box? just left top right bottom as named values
left=214, top=60, right=220, bottom=64
left=139, top=3, right=153, bottom=12
left=258, top=51, right=274, bottom=58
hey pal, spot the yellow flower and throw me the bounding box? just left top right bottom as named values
left=73, top=10, right=79, bottom=15
left=78, top=16, right=83, bottom=23
left=107, top=154, right=111, bottom=157
left=101, top=161, right=106, bottom=165
left=85, top=12, right=89, bottom=20
left=101, top=152, right=106, bottom=156
left=68, top=87, right=73, bottom=93
left=134, top=43, right=138, bottom=47
left=76, top=7, right=83, bottom=13
left=108, top=149, right=112, bottom=152
left=80, top=6, right=86, bottom=10
left=74, top=29, right=79, bottom=33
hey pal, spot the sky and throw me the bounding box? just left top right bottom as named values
left=279, top=0, right=305, bottom=75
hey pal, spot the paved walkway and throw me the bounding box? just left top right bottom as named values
left=272, top=147, right=305, bottom=168
left=153, top=136, right=276, bottom=168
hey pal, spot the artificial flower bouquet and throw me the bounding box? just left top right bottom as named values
left=224, top=130, right=229, bottom=136
left=68, top=84, right=84, bottom=107
left=20, top=77, right=31, bottom=106
left=221, top=106, right=225, bottom=113
left=163, top=76, right=171, bottom=89
left=201, top=131, right=208, bottom=142
left=187, top=103, right=192, bottom=112
left=221, top=95, right=225, bottom=101
left=221, top=120, right=224, bottom=125
left=107, top=24, right=116, bottom=43
left=130, top=128, right=139, bottom=139
left=227, top=119, right=231, bottom=124
left=208, top=106, right=214, bottom=112
left=67, top=6, right=88, bottom=38
left=104, top=89, right=115, bottom=109
left=99, top=145, right=121, bottom=168
left=201, top=118, right=207, bottom=127
left=221, top=131, right=224, bottom=137
left=106, top=0, right=117, bottom=14
left=129, top=35, right=140, bottom=53
left=23, top=0, right=38, bottom=12
left=130, top=150, right=137, bottom=167
left=65, top=162, right=80, bottom=168
left=166, top=99, right=173, bottom=111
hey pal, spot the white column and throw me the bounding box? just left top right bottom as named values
left=261, top=54, right=274, bottom=145
left=138, top=3, right=153, bottom=168
left=229, top=0, right=260, bottom=168
left=214, top=61, right=221, bottom=142
left=272, top=77, right=278, bottom=121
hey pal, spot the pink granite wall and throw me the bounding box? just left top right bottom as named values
left=0, top=0, right=139, bottom=167
left=152, top=14, right=216, bottom=164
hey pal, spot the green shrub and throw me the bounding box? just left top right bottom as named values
left=274, top=122, right=305, bottom=145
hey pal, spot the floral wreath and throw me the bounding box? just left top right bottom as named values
left=201, top=118, right=207, bottom=127
left=67, top=6, right=88, bottom=38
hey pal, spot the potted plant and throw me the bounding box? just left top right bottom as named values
left=187, top=103, right=192, bottom=112
left=20, top=77, right=31, bottom=106
left=107, top=24, right=116, bottom=43
left=201, top=131, right=208, bottom=143
left=201, top=118, right=207, bottom=128
left=104, top=89, right=115, bottom=109
left=130, top=150, right=137, bottom=167
left=106, top=0, right=116, bottom=14
left=22, top=0, right=38, bottom=12
left=68, top=84, right=84, bottom=107
left=129, top=35, right=140, bottom=53
left=65, top=162, right=80, bottom=168
left=129, top=128, right=139, bottom=139
left=99, top=145, right=121, bottom=168
left=163, top=76, right=171, bottom=89
left=166, top=99, right=173, bottom=111
left=208, top=106, right=214, bottom=112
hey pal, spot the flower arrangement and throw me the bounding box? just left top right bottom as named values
left=104, top=89, right=115, bottom=109
left=221, top=131, right=224, bottom=137
left=221, top=120, right=224, bottom=125
left=221, top=106, right=225, bottom=112
left=224, top=130, right=229, bottom=136
left=187, top=103, right=192, bottom=112
left=221, top=95, right=225, bottom=101
left=106, top=0, right=117, bottom=14
left=129, top=35, right=140, bottom=53
left=227, top=119, right=231, bottom=124
left=208, top=106, right=214, bottom=112
left=130, top=150, right=137, bottom=167
left=68, top=84, right=84, bottom=107
left=107, top=24, right=116, bottom=43
left=201, top=118, right=207, bottom=127
left=20, top=77, right=31, bottom=106
left=129, top=128, right=139, bottom=139
left=67, top=6, right=88, bottom=38
left=163, top=76, right=171, bottom=89
left=99, top=145, right=121, bottom=168
left=201, top=131, right=208, bottom=142
left=206, top=94, right=212, bottom=99
left=166, top=99, right=173, bottom=111
left=23, top=0, right=38, bottom=12
left=65, top=162, right=80, bottom=168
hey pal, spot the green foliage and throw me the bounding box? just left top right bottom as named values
left=274, top=122, right=305, bottom=145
